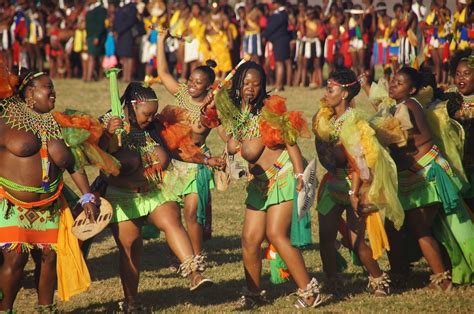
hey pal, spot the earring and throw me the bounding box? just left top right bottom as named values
left=236, top=90, right=240, bottom=98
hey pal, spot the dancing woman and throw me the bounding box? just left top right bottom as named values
left=98, top=82, right=222, bottom=311
left=157, top=31, right=224, bottom=256
left=447, top=49, right=474, bottom=210
left=313, top=68, right=403, bottom=296
left=380, top=67, right=460, bottom=290
left=216, top=62, right=321, bottom=309
left=0, top=69, right=99, bottom=312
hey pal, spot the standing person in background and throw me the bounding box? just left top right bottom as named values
left=71, top=1, right=88, bottom=80
left=263, top=0, right=291, bottom=92
left=0, top=0, right=14, bottom=70
left=362, top=0, right=375, bottom=77
left=205, top=1, right=233, bottom=79
left=398, top=0, right=418, bottom=66
left=412, top=0, right=427, bottom=21
left=114, top=0, right=139, bottom=83
left=293, top=0, right=307, bottom=87
left=85, top=0, right=107, bottom=82
left=243, top=0, right=262, bottom=63
left=372, top=2, right=392, bottom=81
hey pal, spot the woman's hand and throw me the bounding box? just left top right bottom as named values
left=106, top=116, right=124, bottom=135
left=158, top=28, right=169, bottom=42
left=296, top=176, right=304, bottom=192
left=83, top=202, right=100, bottom=223
left=350, top=193, right=360, bottom=216
left=207, top=157, right=225, bottom=169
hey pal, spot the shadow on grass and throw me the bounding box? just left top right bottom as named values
left=69, top=278, right=248, bottom=312
left=82, top=234, right=243, bottom=281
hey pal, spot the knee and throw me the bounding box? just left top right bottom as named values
left=118, top=239, right=141, bottom=259
left=2, top=252, right=29, bottom=273
left=241, top=233, right=261, bottom=252
left=183, top=207, right=198, bottom=225
left=265, top=228, right=286, bottom=246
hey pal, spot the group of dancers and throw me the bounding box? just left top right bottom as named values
left=0, top=28, right=473, bottom=312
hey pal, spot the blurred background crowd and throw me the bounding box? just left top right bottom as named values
left=0, top=0, right=471, bottom=90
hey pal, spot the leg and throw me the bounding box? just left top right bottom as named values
left=183, top=193, right=203, bottom=254
left=385, top=220, right=410, bottom=275
left=110, top=219, right=143, bottom=303
left=285, top=59, right=292, bottom=87
left=86, top=54, right=95, bottom=82
left=346, top=210, right=382, bottom=278
left=431, top=50, right=441, bottom=83
left=241, top=208, right=266, bottom=292
left=318, top=206, right=344, bottom=278
left=314, top=58, right=322, bottom=87
left=293, top=55, right=302, bottom=86
left=149, top=201, right=211, bottom=290
left=406, top=205, right=447, bottom=275
left=148, top=201, right=195, bottom=261
left=301, top=58, right=308, bottom=87
left=36, top=249, right=57, bottom=305
left=0, top=250, right=29, bottom=310
left=275, top=61, right=284, bottom=90
left=266, top=201, right=310, bottom=289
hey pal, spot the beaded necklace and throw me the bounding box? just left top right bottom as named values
left=175, top=84, right=204, bottom=124
left=0, top=96, right=63, bottom=191
left=226, top=104, right=261, bottom=141
left=121, top=126, right=163, bottom=187
left=329, top=107, right=351, bottom=141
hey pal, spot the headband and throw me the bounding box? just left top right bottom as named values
left=460, top=55, right=474, bottom=69
left=18, top=71, right=47, bottom=93
left=327, top=78, right=360, bottom=88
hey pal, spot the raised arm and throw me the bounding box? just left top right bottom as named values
left=157, top=30, right=180, bottom=95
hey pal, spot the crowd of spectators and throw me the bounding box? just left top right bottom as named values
left=0, top=0, right=472, bottom=89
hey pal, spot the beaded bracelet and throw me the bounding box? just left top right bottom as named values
left=79, top=193, right=96, bottom=206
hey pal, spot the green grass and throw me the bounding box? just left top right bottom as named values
left=12, top=79, right=474, bottom=312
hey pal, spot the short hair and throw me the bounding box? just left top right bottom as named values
left=193, top=60, right=217, bottom=86
left=397, top=67, right=422, bottom=95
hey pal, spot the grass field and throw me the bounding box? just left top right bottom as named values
left=12, top=79, right=474, bottom=312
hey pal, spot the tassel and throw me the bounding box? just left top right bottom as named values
left=427, top=160, right=460, bottom=215
left=366, top=212, right=390, bottom=260
left=40, top=134, right=50, bottom=192
left=265, top=244, right=290, bottom=284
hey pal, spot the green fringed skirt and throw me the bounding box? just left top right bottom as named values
left=316, top=168, right=351, bottom=216
left=106, top=184, right=179, bottom=223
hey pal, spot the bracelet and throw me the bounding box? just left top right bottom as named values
left=203, top=156, right=209, bottom=165
left=294, top=173, right=304, bottom=179
left=78, top=193, right=96, bottom=206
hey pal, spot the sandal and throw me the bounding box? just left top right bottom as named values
left=428, top=271, right=452, bottom=292
left=367, top=272, right=391, bottom=296
left=190, top=273, right=213, bottom=291
left=235, top=288, right=269, bottom=311
left=294, top=278, right=323, bottom=308
left=118, top=299, right=145, bottom=313
left=177, top=255, right=213, bottom=291
left=35, top=303, right=58, bottom=314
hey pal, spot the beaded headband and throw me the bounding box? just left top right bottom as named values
left=327, top=78, right=360, bottom=88
left=18, top=71, right=47, bottom=92
left=460, top=55, right=474, bottom=69
left=130, top=98, right=159, bottom=105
